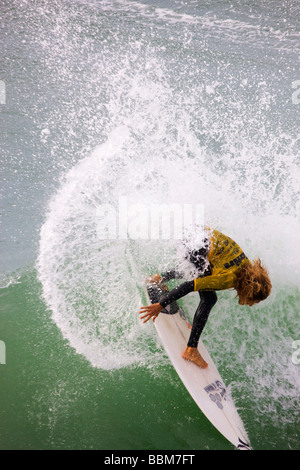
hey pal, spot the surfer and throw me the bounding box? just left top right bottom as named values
left=139, top=227, right=272, bottom=369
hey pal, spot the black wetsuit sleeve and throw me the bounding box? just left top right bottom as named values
left=159, top=281, right=194, bottom=309
left=161, top=269, right=184, bottom=282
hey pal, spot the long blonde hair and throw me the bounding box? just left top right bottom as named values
left=234, top=258, right=272, bottom=304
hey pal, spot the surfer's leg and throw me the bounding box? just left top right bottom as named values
left=188, top=291, right=217, bottom=347
left=182, top=291, right=217, bottom=368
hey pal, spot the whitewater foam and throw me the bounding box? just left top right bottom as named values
left=33, top=3, right=300, bottom=440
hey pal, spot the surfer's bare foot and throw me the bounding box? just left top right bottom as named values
left=182, top=347, right=208, bottom=369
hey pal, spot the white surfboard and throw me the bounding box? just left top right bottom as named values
left=146, top=282, right=252, bottom=450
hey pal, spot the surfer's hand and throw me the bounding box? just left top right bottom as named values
left=146, top=273, right=162, bottom=284
left=139, top=303, right=162, bottom=323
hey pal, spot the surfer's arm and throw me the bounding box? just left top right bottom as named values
left=194, top=273, right=235, bottom=291
left=159, top=272, right=235, bottom=309
left=139, top=281, right=194, bottom=323
left=159, top=281, right=194, bottom=309
left=160, top=273, right=236, bottom=309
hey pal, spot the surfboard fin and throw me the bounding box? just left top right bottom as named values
left=236, top=438, right=252, bottom=450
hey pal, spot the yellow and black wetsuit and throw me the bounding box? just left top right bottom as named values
left=159, top=228, right=249, bottom=347
left=194, top=228, right=249, bottom=290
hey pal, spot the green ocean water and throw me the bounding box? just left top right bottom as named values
left=1, top=0, right=300, bottom=451
left=0, top=271, right=235, bottom=450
